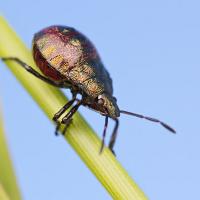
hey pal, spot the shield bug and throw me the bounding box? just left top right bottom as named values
left=1, top=25, right=175, bottom=154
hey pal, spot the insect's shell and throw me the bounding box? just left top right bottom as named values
left=32, top=26, right=113, bottom=98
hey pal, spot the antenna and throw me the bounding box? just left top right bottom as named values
left=120, top=110, right=176, bottom=133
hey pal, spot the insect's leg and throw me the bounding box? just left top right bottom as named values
left=1, top=57, right=67, bottom=88
left=53, top=93, right=77, bottom=122
left=99, top=116, right=109, bottom=154
left=53, top=93, right=77, bottom=135
left=108, top=119, right=119, bottom=155
left=61, top=118, right=73, bottom=135
left=61, top=100, right=82, bottom=135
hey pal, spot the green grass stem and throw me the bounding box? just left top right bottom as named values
left=0, top=184, right=10, bottom=200
left=0, top=109, right=21, bottom=200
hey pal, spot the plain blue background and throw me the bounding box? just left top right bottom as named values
left=0, top=0, right=199, bottom=199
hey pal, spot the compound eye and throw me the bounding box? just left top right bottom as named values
left=98, top=98, right=104, bottom=105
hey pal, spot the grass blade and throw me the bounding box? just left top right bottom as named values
left=0, top=184, right=10, bottom=200
left=0, top=109, right=21, bottom=200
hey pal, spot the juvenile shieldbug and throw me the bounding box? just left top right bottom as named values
left=1, top=25, right=175, bottom=154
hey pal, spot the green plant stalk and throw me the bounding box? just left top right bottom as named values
left=0, top=184, right=10, bottom=200
left=0, top=16, right=148, bottom=200
left=0, top=110, right=21, bottom=200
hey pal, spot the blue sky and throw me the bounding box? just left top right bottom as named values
left=0, top=0, right=200, bottom=199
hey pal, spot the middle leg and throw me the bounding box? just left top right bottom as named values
left=53, top=93, right=77, bottom=135
left=61, top=100, right=83, bottom=135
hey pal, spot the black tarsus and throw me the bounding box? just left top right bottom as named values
left=120, top=110, right=176, bottom=133
left=1, top=57, right=69, bottom=88
left=99, top=116, right=109, bottom=154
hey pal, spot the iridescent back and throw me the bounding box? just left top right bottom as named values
left=33, top=26, right=113, bottom=98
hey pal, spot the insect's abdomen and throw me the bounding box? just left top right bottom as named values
left=32, top=26, right=113, bottom=97
left=33, top=44, right=66, bottom=81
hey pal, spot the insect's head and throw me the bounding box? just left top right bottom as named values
left=97, top=93, right=120, bottom=118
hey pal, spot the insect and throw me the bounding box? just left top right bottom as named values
left=1, top=25, right=175, bottom=154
